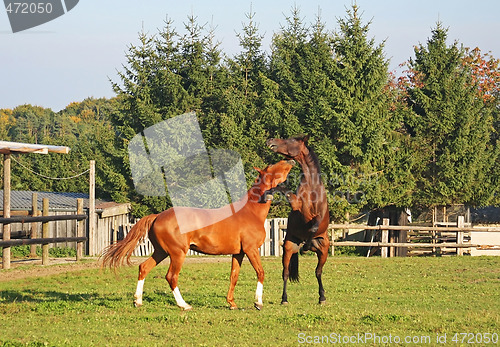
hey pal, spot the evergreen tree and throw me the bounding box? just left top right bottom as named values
left=404, top=23, right=497, bottom=207
left=111, top=15, right=240, bottom=215
left=267, top=5, right=414, bottom=219
left=329, top=5, right=415, bottom=217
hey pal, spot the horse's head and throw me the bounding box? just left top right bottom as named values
left=254, top=159, right=295, bottom=191
left=266, top=135, right=309, bottom=159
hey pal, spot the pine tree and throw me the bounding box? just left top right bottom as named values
left=110, top=15, right=237, bottom=215
left=404, top=23, right=496, bottom=207
left=328, top=6, right=414, bottom=218
left=266, top=5, right=414, bottom=220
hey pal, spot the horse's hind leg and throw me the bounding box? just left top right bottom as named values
left=135, top=249, right=168, bottom=307
left=165, top=251, right=191, bottom=310
left=281, top=247, right=292, bottom=305
left=314, top=238, right=329, bottom=305
left=227, top=252, right=244, bottom=310
left=281, top=240, right=300, bottom=305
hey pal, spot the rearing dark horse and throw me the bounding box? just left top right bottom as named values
left=267, top=135, right=330, bottom=305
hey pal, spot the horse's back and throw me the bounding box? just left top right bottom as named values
left=150, top=205, right=265, bottom=256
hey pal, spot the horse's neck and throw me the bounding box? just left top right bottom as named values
left=234, top=184, right=272, bottom=220
left=297, top=147, right=321, bottom=185
left=246, top=184, right=267, bottom=203
left=296, top=148, right=326, bottom=218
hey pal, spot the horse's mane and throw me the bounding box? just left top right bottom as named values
left=291, top=135, right=322, bottom=172
left=305, top=144, right=321, bottom=172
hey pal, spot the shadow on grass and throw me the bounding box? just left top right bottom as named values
left=1, top=287, right=232, bottom=311
left=143, top=289, right=230, bottom=309
left=0, top=289, right=126, bottom=311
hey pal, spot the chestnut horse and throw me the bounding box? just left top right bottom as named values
left=102, top=159, right=294, bottom=310
left=267, top=135, right=330, bottom=305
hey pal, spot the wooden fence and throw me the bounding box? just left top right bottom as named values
left=116, top=216, right=500, bottom=258
left=87, top=207, right=133, bottom=256
left=328, top=217, right=500, bottom=257
left=5, top=208, right=499, bottom=266
left=1, top=198, right=87, bottom=269
left=0, top=191, right=132, bottom=257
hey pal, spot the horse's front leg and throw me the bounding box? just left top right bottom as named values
left=226, top=252, right=244, bottom=310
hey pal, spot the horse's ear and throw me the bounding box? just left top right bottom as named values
left=253, top=166, right=264, bottom=175
left=303, top=134, right=310, bottom=144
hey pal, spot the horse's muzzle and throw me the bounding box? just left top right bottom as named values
left=266, top=138, right=278, bottom=151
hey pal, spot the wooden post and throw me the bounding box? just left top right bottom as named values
left=330, top=229, right=335, bottom=256
left=344, top=212, right=350, bottom=239
left=432, top=206, right=437, bottom=256
left=457, top=216, right=464, bottom=256
left=272, top=219, right=280, bottom=257
left=30, top=192, right=39, bottom=257
left=381, top=218, right=389, bottom=258
left=42, top=198, right=49, bottom=265
left=2, top=153, right=11, bottom=270
left=76, top=198, right=84, bottom=261
left=279, top=219, right=285, bottom=257
left=88, top=160, right=96, bottom=256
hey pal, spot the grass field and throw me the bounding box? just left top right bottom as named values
left=1, top=255, right=499, bottom=346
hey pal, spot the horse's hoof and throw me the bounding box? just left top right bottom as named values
left=254, top=302, right=263, bottom=310
left=182, top=305, right=193, bottom=311
left=134, top=301, right=142, bottom=308
left=229, top=305, right=238, bottom=310
left=281, top=301, right=289, bottom=306
left=319, top=300, right=326, bottom=305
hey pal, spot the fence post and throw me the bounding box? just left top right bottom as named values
left=2, top=153, right=11, bottom=270
left=88, top=160, right=96, bottom=256
left=30, top=193, right=38, bottom=257
left=42, top=198, right=49, bottom=265
left=381, top=218, right=389, bottom=258
left=457, top=216, right=464, bottom=256
left=76, top=198, right=84, bottom=261
left=279, top=219, right=285, bottom=257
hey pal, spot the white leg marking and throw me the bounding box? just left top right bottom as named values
left=134, top=279, right=145, bottom=307
left=255, top=281, right=263, bottom=305
left=172, top=287, right=192, bottom=310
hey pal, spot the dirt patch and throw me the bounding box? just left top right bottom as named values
left=0, top=256, right=232, bottom=282
left=0, top=258, right=100, bottom=282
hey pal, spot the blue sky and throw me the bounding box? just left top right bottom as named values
left=1, top=0, right=499, bottom=112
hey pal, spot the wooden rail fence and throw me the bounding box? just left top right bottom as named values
left=113, top=216, right=500, bottom=259
left=1, top=198, right=87, bottom=269
left=328, top=217, right=500, bottom=257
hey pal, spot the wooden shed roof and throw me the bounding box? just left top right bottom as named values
left=0, top=190, right=130, bottom=215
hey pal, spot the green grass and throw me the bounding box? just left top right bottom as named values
left=1, top=256, right=499, bottom=346
left=1, top=245, right=77, bottom=258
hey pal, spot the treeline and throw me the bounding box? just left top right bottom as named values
left=1, top=5, right=499, bottom=220
left=0, top=98, right=129, bottom=203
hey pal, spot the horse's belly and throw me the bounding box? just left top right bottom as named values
left=189, top=232, right=241, bottom=255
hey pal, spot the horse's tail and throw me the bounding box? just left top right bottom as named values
left=289, top=252, right=299, bottom=282
left=101, top=214, right=159, bottom=269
